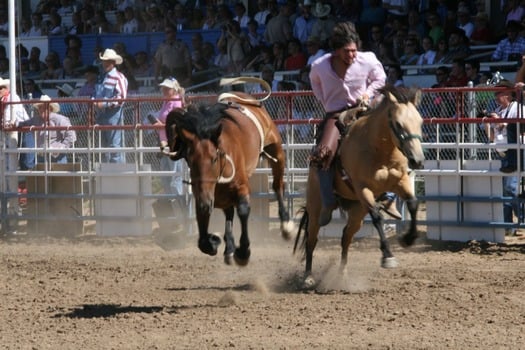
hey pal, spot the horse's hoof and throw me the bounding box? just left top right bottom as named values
left=303, top=275, right=316, bottom=290
left=198, top=233, right=222, bottom=256
left=281, top=220, right=297, bottom=241
left=381, top=256, right=399, bottom=269
left=399, top=231, right=418, bottom=247
left=234, top=247, right=251, bottom=266
left=224, top=253, right=234, bottom=265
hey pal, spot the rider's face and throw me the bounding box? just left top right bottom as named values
left=335, top=42, right=357, bottom=66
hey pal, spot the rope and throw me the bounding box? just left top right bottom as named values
left=217, top=76, right=271, bottom=103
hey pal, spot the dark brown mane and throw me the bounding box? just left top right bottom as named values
left=360, top=85, right=420, bottom=118
left=167, top=103, right=238, bottom=140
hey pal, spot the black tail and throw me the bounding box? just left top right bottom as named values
left=293, top=207, right=309, bottom=256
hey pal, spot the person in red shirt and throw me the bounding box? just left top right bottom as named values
left=284, top=38, right=307, bottom=71
left=445, top=58, right=469, bottom=87
left=470, top=12, right=493, bottom=46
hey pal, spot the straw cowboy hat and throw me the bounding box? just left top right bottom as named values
left=312, top=2, right=331, bottom=18
left=159, top=77, right=182, bottom=91
left=33, top=95, right=60, bottom=113
left=0, top=77, right=10, bottom=87
left=56, top=83, right=75, bottom=96
left=99, top=48, right=123, bottom=65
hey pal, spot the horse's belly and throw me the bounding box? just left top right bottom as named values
left=212, top=186, right=237, bottom=208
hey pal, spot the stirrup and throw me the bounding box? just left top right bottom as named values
left=378, top=198, right=402, bottom=220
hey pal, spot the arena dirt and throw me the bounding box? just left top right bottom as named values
left=1, top=225, right=524, bottom=349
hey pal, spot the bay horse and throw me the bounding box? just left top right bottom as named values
left=294, top=86, right=425, bottom=288
left=165, top=86, right=295, bottom=266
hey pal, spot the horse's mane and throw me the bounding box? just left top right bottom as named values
left=167, top=103, right=237, bottom=140
left=359, top=85, right=420, bottom=118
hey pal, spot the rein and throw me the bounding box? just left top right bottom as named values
left=217, top=148, right=235, bottom=183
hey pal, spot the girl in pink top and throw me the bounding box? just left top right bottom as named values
left=152, top=77, right=185, bottom=196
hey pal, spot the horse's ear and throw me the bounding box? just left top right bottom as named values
left=179, top=128, right=196, bottom=143
left=385, top=91, right=398, bottom=104
left=411, top=88, right=422, bottom=107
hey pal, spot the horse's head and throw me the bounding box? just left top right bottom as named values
left=384, top=87, right=425, bottom=169
left=166, top=104, right=232, bottom=214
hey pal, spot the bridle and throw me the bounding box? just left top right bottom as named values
left=388, top=108, right=422, bottom=158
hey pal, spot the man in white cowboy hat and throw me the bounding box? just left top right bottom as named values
left=18, top=95, right=77, bottom=165
left=93, top=48, right=128, bottom=163
left=310, top=2, right=336, bottom=47
left=0, top=77, right=30, bottom=234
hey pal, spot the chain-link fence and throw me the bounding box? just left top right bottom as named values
left=0, top=85, right=517, bottom=236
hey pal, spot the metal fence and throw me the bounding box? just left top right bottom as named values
left=0, top=85, right=520, bottom=237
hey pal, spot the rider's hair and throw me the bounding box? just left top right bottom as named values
left=330, top=22, right=360, bottom=50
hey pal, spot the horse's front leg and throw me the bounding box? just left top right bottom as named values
left=223, top=206, right=236, bottom=265
left=265, top=143, right=296, bottom=240
left=196, top=200, right=221, bottom=256
left=399, top=198, right=419, bottom=247
left=234, top=195, right=251, bottom=266
left=369, top=207, right=399, bottom=269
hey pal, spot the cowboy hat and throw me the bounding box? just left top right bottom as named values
left=33, top=95, right=60, bottom=113
left=0, top=77, right=10, bottom=87
left=159, top=77, right=182, bottom=91
left=312, top=2, right=331, bottom=18
left=56, top=83, right=75, bottom=96
left=99, top=48, right=123, bottom=65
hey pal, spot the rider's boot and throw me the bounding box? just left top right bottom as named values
left=318, top=167, right=337, bottom=226
left=377, top=192, right=402, bottom=220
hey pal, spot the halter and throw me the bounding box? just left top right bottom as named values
left=388, top=110, right=422, bottom=154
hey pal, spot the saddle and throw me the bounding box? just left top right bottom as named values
left=310, top=104, right=369, bottom=170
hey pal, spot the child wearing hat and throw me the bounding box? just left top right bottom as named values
left=150, top=77, right=186, bottom=197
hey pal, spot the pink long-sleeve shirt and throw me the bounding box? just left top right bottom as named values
left=157, top=97, right=183, bottom=142
left=309, top=51, right=386, bottom=113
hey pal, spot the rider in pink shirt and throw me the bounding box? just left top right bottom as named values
left=309, top=22, right=387, bottom=226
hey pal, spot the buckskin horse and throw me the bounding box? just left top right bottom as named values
left=165, top=78, right=295, bottom=266
left=294, top=86, right=425, bottom=288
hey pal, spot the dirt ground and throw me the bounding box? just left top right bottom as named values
left=1, top=223, right=525, bottom=350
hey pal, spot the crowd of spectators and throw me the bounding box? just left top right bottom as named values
left=1, top=0, right=524, bottom=93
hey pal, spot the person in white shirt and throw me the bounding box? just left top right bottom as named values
left=305, top=35, right=325, bottom=66
left=457, top=6, right=474, bottom=39
left=233, top=2, right=251, bottom=29
left=254, top=0, right=270, bottom=26
left=0, top=78, right=30, bottom=234
left=29, top=12, right=44, bottom=36
left=122, top=6, right=139, bottom=34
